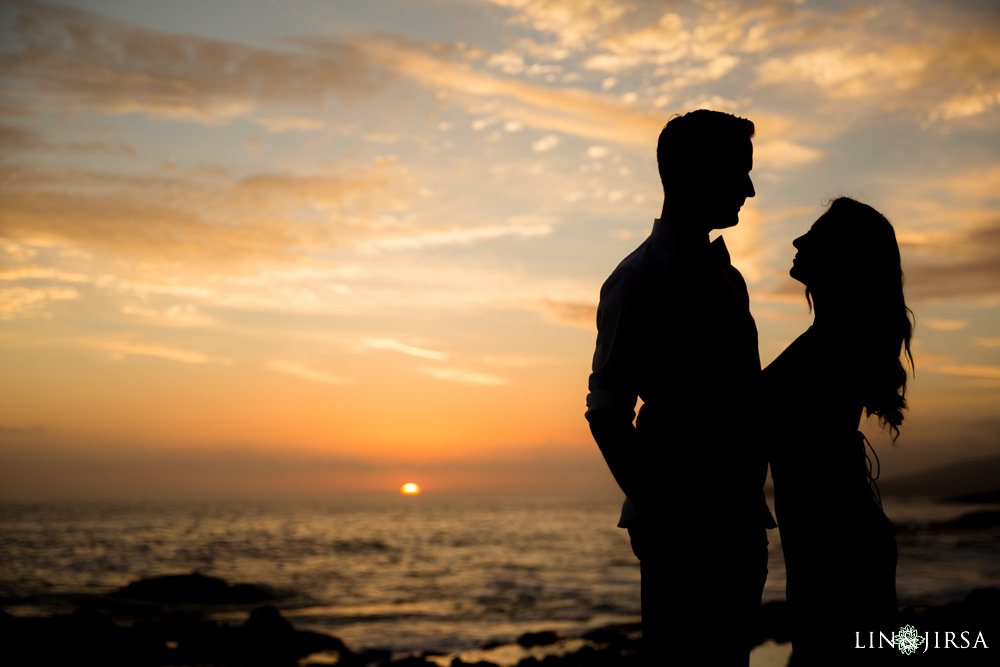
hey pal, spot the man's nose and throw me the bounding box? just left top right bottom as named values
left=746, top=175, right=755, bottom=198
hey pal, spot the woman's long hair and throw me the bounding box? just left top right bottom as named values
left=806, top=197, right=915, bottom=441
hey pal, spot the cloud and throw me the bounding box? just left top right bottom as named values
left=923, top=319, right=969, bottom=331
left=254, top=115, right=326, bottom=133
left=1, top=1, right=836, bottom=158
left=359, top=220, right=553, bottom=252
left=0, top=124, right=42, bottom=151
left=483, top=0, right=631, bottom=50
left=751, top=8, right=1000, bottom=123
left=0, top=1, right=387, bottom=124
left=0, top=285, right=78, bottom=319
left=0, top=1, right=661, bottom=150
left=0, top=159, right=417, bottom=267
left=0, top=266, right=90, bottom=283
left=934, top=364, right=1000, bottom=380
left=310, top=35, right=668, bottom=147
left=756, top=45, right=927, bottom=99
left=265, top=360, right=355, bottom=385
left=91, top=340, right=230, bottom=365
left=903, top=218, right=1000, bottom=301
left=529, top=298, right=597, bottom=328
left=531, top=134, right=561, bottom=152
left=420, top=366, right=508, bottom=386
left=976, top=337, right=1000, bottom=348
left=483, top=0, right=1000, bottom=128
left=754, top=139, right=823, bottom=171
left=120, top=303, right=215, bottom=328
left=360, top=338, right=448, bottom=360
left=0, top=123, right=136, bottom=156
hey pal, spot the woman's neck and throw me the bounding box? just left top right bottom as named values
left=810, top=294, right=854, bottom=332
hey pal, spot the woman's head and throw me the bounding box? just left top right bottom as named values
left=792, top=197, right=915, bottom=441
left=790, top=198, right=902, bottom=299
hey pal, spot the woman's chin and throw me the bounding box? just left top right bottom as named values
left=789, top=266, right=805, bottom=284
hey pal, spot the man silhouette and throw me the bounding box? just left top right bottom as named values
left=586, top=110, right=773, bottom=664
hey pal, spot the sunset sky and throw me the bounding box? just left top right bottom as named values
left=1, top=0, right=998, bottom=499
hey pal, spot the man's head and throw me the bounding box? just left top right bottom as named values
left=656, top=110, right=755, bottom=231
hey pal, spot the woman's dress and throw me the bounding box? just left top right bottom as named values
left=763, top=326, right=898, bottom=665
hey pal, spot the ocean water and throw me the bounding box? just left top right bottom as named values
left=0, top=494, right=997, bottom=655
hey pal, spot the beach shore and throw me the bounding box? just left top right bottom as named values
left=1, top=573, right=995, bottom=666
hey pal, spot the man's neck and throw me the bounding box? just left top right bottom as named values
left=659, top=198, right=713, bottom=237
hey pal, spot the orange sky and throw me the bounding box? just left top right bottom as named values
left=1, top=0, right=999, bottom=499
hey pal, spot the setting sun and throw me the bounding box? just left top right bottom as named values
left=400, top=482, right=422, bottom=495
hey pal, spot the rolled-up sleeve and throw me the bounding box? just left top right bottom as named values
left=586, top=267, right=651, bottom=510
left=587, top=267, right=643, bottom=416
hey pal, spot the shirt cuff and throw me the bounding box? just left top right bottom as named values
left=586, top=389, right=637, bottom=414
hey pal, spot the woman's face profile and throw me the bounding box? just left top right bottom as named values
left=789, top=213, right=838, bottom=288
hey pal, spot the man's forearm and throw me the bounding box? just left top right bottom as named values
left=586, top=405, right=650, bottom=511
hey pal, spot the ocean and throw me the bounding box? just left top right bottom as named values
left=1, top=494, right=997, bottom=656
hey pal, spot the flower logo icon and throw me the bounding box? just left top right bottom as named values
left=896, top=625, right=925, bottom=655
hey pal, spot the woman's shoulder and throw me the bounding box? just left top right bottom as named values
left=763, top=325, right=866, bottom=397
left=764, top=328, right=817, bottom=371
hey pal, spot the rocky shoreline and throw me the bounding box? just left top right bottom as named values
left=1, top=573, right=996, bottom=666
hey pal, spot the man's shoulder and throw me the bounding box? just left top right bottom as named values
left=606, top=234, right=674, bottom=281
left=598, top=239, right=680, bottom=308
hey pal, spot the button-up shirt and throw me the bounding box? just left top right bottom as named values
left=586, top=218, right=771, bottom=528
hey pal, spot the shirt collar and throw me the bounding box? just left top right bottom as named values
left=711, top=235, right=732, bottom=265
left=650, top=218, right=732, bottom=264
left=651, top=218, right=709, bottom=246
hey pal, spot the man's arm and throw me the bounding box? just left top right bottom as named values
left=586, top=402, right=651, bottom=511
left=585, top=268, right=652, bottom=512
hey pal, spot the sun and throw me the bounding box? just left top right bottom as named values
left=400, top=482, right=422, bottom=495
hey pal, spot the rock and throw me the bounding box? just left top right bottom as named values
left=243, top=604, right=294, bottom=636
left=111, top=572, right=280, bottom=604
left=239, top=605, right=347, bottom=663
left=338, top=647, right=392, bottom=666
left=516, top=630, right=559, bottom=647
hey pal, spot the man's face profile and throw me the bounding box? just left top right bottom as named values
left=703, top=138, right=755, bottom=231
left=671, top=136, right=754, bottom=232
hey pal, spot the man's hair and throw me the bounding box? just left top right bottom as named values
left=656, top=110, right=754, bottom=193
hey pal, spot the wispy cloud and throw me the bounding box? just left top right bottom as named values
left=527, top=298, right=597, bottom=329
left=0, top=285, right=79, bottom=319
left=420, top=366, right=508, bottom=386
left=359, top=221, right=553, bottom=252
left=254, top=115, right=325, bottom=133
left=903, top=218, right=1000, bottom=301
left=264, top=360, right=355, bottom=385
left=91, top=340, right=230, bottom=365
left=0, top=160, right=417, bottom=266
left=923, top=319, right=969, bottom=331
left=120, top=304, right=215, bottom=328
left=0, top=1, right=387, bottom=123
left=360, top=338, right=448, bottom=360
left=934, top=364, right=1000, bottom=380
left=531, top=135, right=561, bottom=152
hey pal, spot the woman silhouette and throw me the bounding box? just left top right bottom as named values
left=763, top=197, right=914, bottom=665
